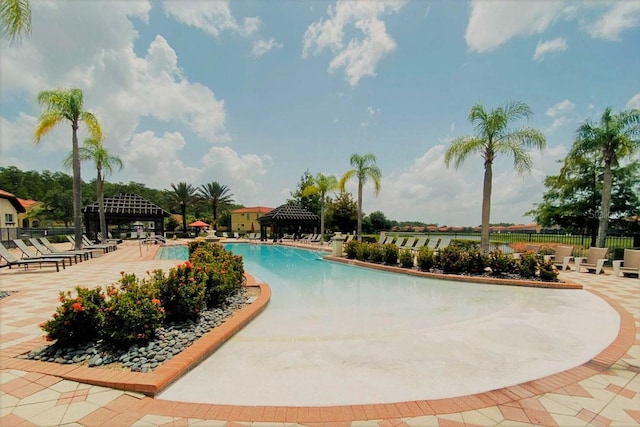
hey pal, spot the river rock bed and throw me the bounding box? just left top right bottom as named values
left=21, top=290, right=249, bottom=373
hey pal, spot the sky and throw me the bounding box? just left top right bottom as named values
left=1, top=0, right=639, bottom=227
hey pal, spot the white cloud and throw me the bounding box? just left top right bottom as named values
left=251, top=38, right=283, bottom=58
left=162, top=1, right=259, bottom=38
left=587, top=1, right=640, bottom=40
left=626, top=93, right=640, bottom=110
left=302, top=1, right=406, bottom=86
left=533, top=37, right=567, bottom=61
left=465, top=0, right=566, bottom=53
left=545, top=99, right=575, bottom=133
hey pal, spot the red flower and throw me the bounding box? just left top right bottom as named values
left=184, top=260, right=193, bottom=269
left=52, top=312, right=58, bottom=318
left=72, top=302, right=83, bottom=311
left=152, top=298, right=161, bottom=305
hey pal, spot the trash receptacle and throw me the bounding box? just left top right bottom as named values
left=332, top=233, right=346, bottom=256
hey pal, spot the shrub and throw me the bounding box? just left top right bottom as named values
left=189, top=245, right=244, bottom=307
left=344, top=240, right=359, bottom=259
left=356, top=242, right=371, bottom=261
left=517, top=253, right=539, bottom=278
left=103, top=274, right=165, bottom=346
left=466, top=249, right=488, bottom=275
left=539, top=260, right=559, bottom=281
left=41, top=286, right=106, bottom=344
left=487, top=250, right=517, bottom=275
left=452, top=239, right=479, bottom=251
left=436, top=246, right=467, bottom=274
left=416, top=246, right=435, bottom=271
left=368, top=243, right=384, bottom=263
left=382, top=243, right=399, bottom=265
left=155, top=262, right=206, bottom=321
left=399, top=249, right=414, bottom=268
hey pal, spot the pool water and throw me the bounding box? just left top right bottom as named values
left=158, top=243, right=619, bottom=406
left=154, top=245, right=188, bottom=260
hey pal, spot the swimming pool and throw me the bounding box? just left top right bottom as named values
left=153, top=245, right=188, bottom=260
left=158, top=244, right=619, bottom=406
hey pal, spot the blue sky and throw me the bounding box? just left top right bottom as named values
left=1, top=0, right=639, bottom=226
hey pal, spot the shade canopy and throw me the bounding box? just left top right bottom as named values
left=189, top=220, right=210, bottom=228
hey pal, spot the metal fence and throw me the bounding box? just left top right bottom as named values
left=1, top=227, right=75, bottom=249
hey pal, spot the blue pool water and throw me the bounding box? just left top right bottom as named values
left=154, top=245, right=188, bottom=260
left=158, top=243, right=619, bottom=406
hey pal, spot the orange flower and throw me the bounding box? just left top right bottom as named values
left=72, top=302, right=83, bottom=311
left=152, top=298, right=161, bottom=305
left=184, top=260, right=193, bottom=269
left=52, top=312, right=58, bottom=318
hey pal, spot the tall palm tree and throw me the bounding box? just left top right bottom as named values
left=0, top=0, right=31, bottom=44
left=168, top=182, right=197, bottom=236
left=34, top=88, right=102, bottom=250
left=445, top=101, right=546, bottom=253
left=572, top=107, right=640, bottom=247
left=199, top=181, right=233, bottom=230
left=64, top=138, right=123, bottom=243
left=303, top=173, right=338, bottom=243
left=339, top=153, right=382, bottom=241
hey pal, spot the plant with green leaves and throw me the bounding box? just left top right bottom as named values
left=339, top=153, right=382, bottom=241
left=303, top=172, right=338, bottom=243
left=64, top=138, right=123, bottom=242
left=382, top=243, right=399, bottom=265
left=167, top=182, right=198, bottom=235
left=571, top=107, right=640, bottom=247
left=399, top=249, right=414, bottom=268
left=416, top=246, right=435, bottom=271
left=1, top=0, right=31, bottom=44
left=199, top=182, right=234, bottom=230
left=34, top=88, right=103, bottom=250
left=445, top=101, right=546, bottom=252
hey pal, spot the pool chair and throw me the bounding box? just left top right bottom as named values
left=30, top=238, right=91, bottom=261
left=398, top=236, right=416, bottom=250
left=67, top=235, right=110, bottom=254
left=233, top=232, right=240, bottom=239
left=0, top=242, right=65, bottom=272
left=411, top=236, right=428, bottom=253
left=436, top=237, right=451, bottom=251
left=83, top=235, right=117, bottom=252
left=574, top=247, right=609, bottom=274
left=382, top=235, right=395, bottom=245
left=13, top=239, right=80, bottom=265
left=612, top=249, right=640, bottom=278
left=425, top=238, right=440, bottom=251
left=40, top=237, right=96, bottom=259
left=394, top=236, right=407, bottom=248
left=544, top=245, right=574, bottom=271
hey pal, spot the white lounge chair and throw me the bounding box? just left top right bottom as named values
left=544, top=245, right=574, bottom=271
left=612, top=249, right=640, bottom=278
left=574, top=247, right=609, bottom=274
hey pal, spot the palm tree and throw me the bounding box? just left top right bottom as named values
left=1, top=0, right=31, bottom=44
left=199, top=181, right=233, bottom=230
left=339, top=153, right=382, bottom=241
left=34, top=88, right=102, bottom=250
left=572, top=107, right=640, bottom=247
left=64, top=138, right=123, bottom=243
left=303, top=173, right=338, bottom=243
left=445, top=101, right=546, bottom=253
left=167, top=182, right=197, bottom=236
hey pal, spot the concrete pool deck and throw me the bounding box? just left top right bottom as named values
left=1, top=240, right=638, bottom=426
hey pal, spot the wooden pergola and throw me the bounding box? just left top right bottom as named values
left=258, top=204, right=319, bottom=241
left=82, top=193, right=171, bottom=239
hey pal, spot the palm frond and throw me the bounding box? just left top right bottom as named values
left=1, top=0, right=31, bottom=44
left=33, top=111, right=65, bottom=143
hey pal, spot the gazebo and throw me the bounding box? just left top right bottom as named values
left=82, top=193, right=171, bottom=239
left=258, top=204, right=320, bottom=241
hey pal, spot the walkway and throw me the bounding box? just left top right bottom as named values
left=0, top=240, right=638, bottom=426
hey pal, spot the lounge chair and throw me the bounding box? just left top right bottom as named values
left=512, top=244, right=542, bottom=259
left=612, top=249, right=640, bottom=278
left=574, top=247, right=609, bottom=274
left=377, top=234, right=386, bottom=244
left=83, top=235, right=117, bottom=252
left=13, top=239, right=79, bottom=265
left=398, top=237, right=416, bottom=250
left=96, top=232, right=123, bottom=244
left=425, top=238, right=440, bottom=251
left=411, top=236, right=428, bottom=252
left=394, top=237, right=407, bottom=248
left=436, top=237, right=451, bottom=251
left=234, top=232, right=240, bottom=239
left=0, top=242, right=65, bottom=272
left=344, top=234, right=354, bottom=244
left=39, top=237, right=93, bottom=259
left=222, top=232, right=230, bottom=238
left=382, top=236, right=395, bottom=245
left=30, top=238, right=91, bottom=261
left=67, top=235, right=110, bottom=254
left=545, top=245, right=574, bottom=271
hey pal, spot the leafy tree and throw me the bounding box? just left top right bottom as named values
left=167, top=182, right=197, bottom=235
left=199, top=182, right=234, bottom=230
left=572, top=107, right=640, bottom=247
left=302, top=173, right=338, bottom=243
left=0, top=0, right=31, bottom=44
left=339, top=153, right=382, bottom=241
left=445, top=101, right=546, bottom=252
left=288, top=170, right=322, bottom=215
left=65, top=138, right=123, bottom=242
left=367, top=210, right=390, bottom=233
left=34, top=89, right=103, bottom=250
left=326, top=191, right=358, bottom=234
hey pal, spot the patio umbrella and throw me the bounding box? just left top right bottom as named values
left=189, top=220, right=209, bottom=228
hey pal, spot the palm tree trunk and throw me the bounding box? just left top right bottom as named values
left=597, top=161, right=612, bottom=248
left=481, top=162, right=493, bottom=253
left=212, top=202, right=217, bottom=230
left=71, top=122, right=83, bottom=250
left=357, top=181, right=363, bottom=241
left=97, top=169, right=107, bottom=243
left=320, top=196, right=325, bottom=245
left=181, top=204, right=187, bottom=237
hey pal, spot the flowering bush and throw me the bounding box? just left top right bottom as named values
left=517, top=253, right=539, bottom=278
left=190, top=243, right=245, bottom=307
left=539, top=260, right=559, bottom=281
left=155, top=262, right=206, bottom=322
left=466, top=249, right=488, bottom=275
left=487, top=250, right=517, bottom=275
left=103, top=273, right=165, bottom=346
left=41, top=286, right=106, bottom=344
left=436, top=246, right=467, bottom=273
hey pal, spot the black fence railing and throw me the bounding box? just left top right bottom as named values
left=1, top=227, right=75, bottom=249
